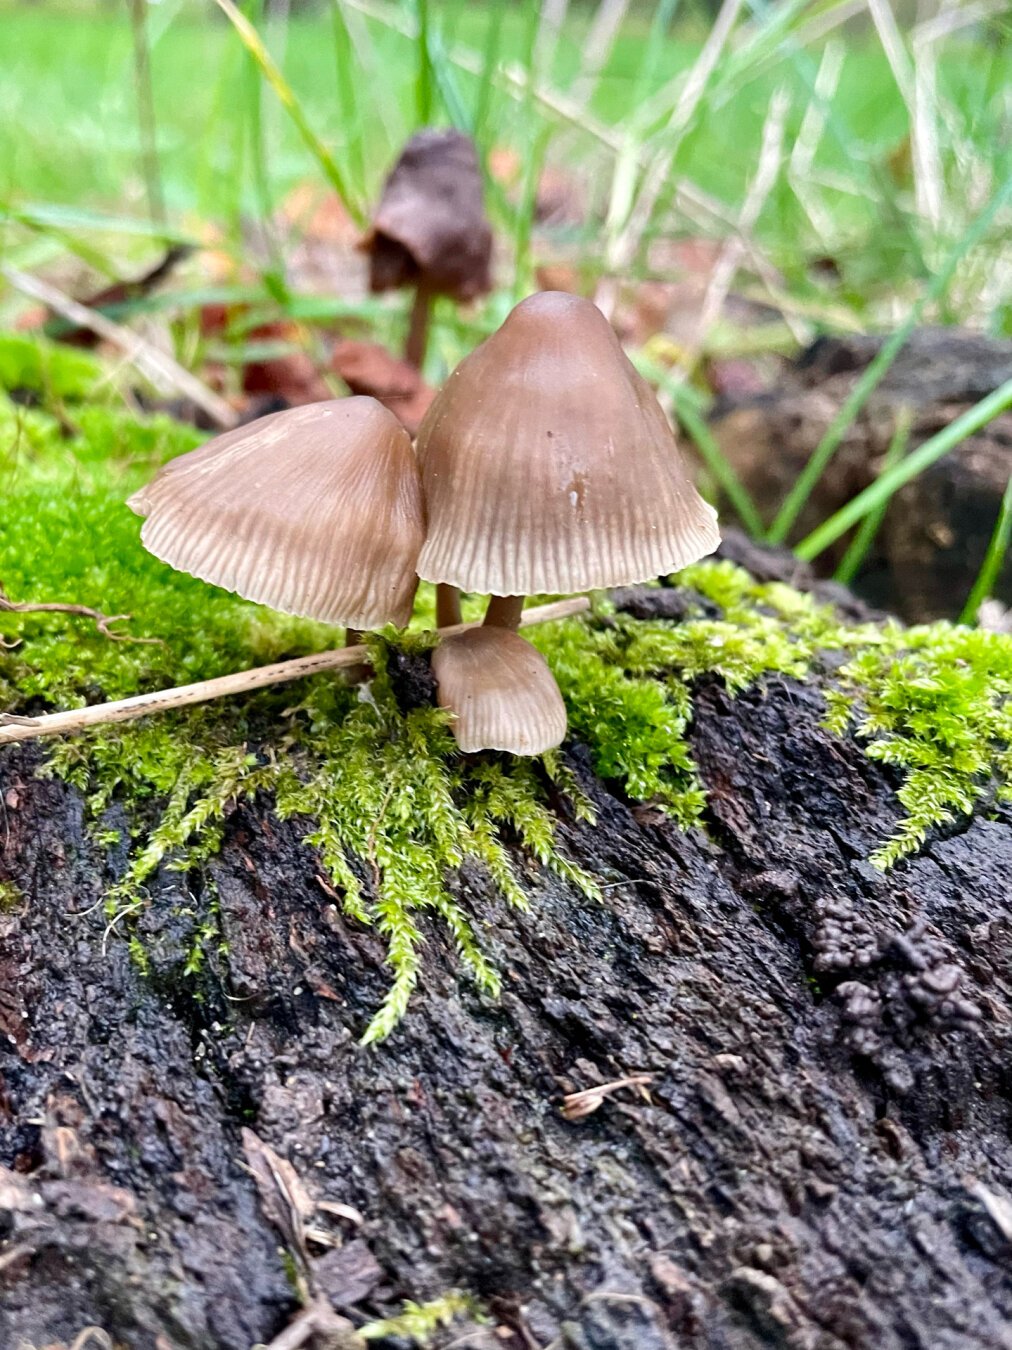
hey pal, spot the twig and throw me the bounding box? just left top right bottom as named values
left=1, top=265, right=238, bottom=430
left=0, top=597, right=590, bottom=747
left=561, top=1074, right=653, bottom=1121
left=0, top=583, right=164, bottom=646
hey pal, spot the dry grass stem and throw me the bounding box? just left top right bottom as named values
left=561, top=1074, right=653, bottom=1120
left=1, top=265, right=238, bottom=430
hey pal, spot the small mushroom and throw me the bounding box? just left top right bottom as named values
left=431, top=627, right=567, bottom=756
left=362, top=129, right=493, bottom=371
left=415, top=290, right=720, bottom=751
left=128, top=398, right=425, bottom=640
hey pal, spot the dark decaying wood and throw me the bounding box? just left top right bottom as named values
left=2, top=538, right=1011, bottom=1349
left=709, top=328, right=1012, bottom=621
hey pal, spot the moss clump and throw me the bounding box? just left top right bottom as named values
left=0, top=332, right=103, bottom=403
left=360, top=1292, right=481, bottom=1343
left=5, top=332, right=1012, bottom=1035
left=0, top=881, right=24, bottom=912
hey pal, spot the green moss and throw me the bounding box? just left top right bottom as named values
left=5, top=332, right=1012, bottom=1037
left=0, top=881, right=23, bottom=912
left=360, top=1292, right=481, bottom=1343
left=0, top=333, right=104, bottom=403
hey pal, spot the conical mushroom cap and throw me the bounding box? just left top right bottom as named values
left=363, top=129, right=493, bottom=303
left=128, top=398, right=424, bottom=629
left=432, top=627, right=567, bottom=755
left=415, top=291, right=720, bottom=595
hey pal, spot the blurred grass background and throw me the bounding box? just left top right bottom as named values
left=3, top=0, right=1009, bottom=324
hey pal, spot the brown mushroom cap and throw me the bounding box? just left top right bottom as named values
left=432, top=627, right=567, bottom=755
left=415, top=290, right=720, bottom=595
left=128, top=398, right=424, bottom=629
left=362, top=129, right=493, bottom=303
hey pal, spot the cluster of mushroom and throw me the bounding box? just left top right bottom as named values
left=129, top=292, right=720, bottom=755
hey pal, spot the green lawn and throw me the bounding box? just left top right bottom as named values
left=2, top=1, right=1009, bottom=332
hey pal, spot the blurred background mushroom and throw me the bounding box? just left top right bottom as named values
left=415, top=290, right=721, bottom=752
left=432, top=627, right=567, bottom=756
left=361, top=128, right=493, bottom=371
left=128, top=398, right=425, bottom=659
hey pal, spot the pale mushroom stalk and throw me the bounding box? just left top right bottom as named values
left=482, top=594, right=525, bottom=631
left=435, top=583, right=462, bottom=628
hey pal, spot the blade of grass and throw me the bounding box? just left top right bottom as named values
left=242, top=0, right=288, bottom=298
left=127, top=0, right=166, bottom=227
left=679, top=86, right=789, bottom=375
left=211, top=0, right=366, bottom=226
left=833, top=407, right=912, bottom=585
left=426, top=24, right=471, bottom=132
left=796, top=379, right=1012, bottom=563
left=513, top=123, right=552, bottom=300
left=415, top=0, right=434, bottom=124
left=637, top=354, right=765, bottom=538
left=570, top=0, right=631, bottom=108
left=330, top=0, right=367, bottom=201
left=768, top=173, right=1012, bottom=545
left=959, top=475, right=1012, bottom=626
left=472, top=0, right=506, bottom=150
left=607, top=0, right=745, bottom=274
left=628, top=0, right=681, bottom=108
left=1, top=202, right=193, bottom=243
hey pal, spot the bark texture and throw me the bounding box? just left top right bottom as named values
left=2, top=541, right=1012, bottom=1350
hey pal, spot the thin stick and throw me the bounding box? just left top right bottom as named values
left=1, top=266, right=238, bottom=431
left=0, top=598, right=590, bottom=747
left=0, top=584, right=163, bottom=646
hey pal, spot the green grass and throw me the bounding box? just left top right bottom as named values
left=2, top=2, right=1009, bottom=329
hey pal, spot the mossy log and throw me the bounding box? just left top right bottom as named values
left=3, top=539, right=1012, bottom=1350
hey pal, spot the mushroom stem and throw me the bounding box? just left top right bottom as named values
left=404, top=284, right=432, bottom=370
left=435, top=583, right=462, bottom=628
left=482, top=594, right=525, bottom=631
left=343, top=627, right=371, bottom=683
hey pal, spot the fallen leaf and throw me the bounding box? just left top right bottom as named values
left=331, top=338, right=435, bottom=435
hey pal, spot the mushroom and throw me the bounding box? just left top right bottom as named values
left=128, top=398, right=425, bottom=647
left=415, top=289, right=721, bottom=752
left=362, top=129, right=493, bottom=372
left=431, top=627, right=566, bottom=755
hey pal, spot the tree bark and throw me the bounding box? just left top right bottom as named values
left=2, top=540, right=1011, bottom=1350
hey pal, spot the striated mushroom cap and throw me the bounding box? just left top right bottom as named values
left=128, top=398, right=425, bottom=629
left=415, top=291, right=720, bottom=595
left=363, top=129, right=493, bottom=303
left=432, top=627, right=567, bottom=755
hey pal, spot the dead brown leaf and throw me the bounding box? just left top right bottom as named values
left=330, top=338, right=435, bottom=435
